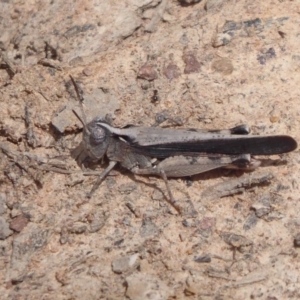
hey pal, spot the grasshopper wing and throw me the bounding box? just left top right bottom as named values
left=96, top=123, right=297, bottom=158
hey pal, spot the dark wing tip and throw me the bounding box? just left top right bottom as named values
left=258, top=135, right=297, bottom=155
left=280, top=135, right=297, bottom=153
left=252, top=135, right=297, bottom=155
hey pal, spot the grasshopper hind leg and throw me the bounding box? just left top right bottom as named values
left=133, top=154, right=257, bottom=178
left=131, top=153, right=258, bottom=213
left=159, top=169, right=181, bottom=213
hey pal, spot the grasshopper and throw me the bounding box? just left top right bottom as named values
left=70, top=77, right=297, bottom=207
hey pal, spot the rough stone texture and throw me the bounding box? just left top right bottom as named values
left=111, top=253, right=140, bottom=274
left=0, top=0, right=300, bottom=299
left=9, top=214, right=29, bottom=232
left=126, top=273, right=173, bottom=300
left=0, top=217, right=13, bottom=240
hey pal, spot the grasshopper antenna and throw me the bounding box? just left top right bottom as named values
left=69, top=75, right=88, bottom=128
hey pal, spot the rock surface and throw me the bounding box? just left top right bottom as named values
left=0, top=0, right=299, bottom=299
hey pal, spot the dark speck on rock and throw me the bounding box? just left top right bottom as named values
left=257, top=47, right=276, bottom=65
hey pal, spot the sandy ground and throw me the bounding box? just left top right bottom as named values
left=0, top=0, right=300, bottom=299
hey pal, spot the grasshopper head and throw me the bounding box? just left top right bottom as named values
left=72, top=116, right=111, bottom=164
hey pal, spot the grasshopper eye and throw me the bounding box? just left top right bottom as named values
left=82, top=121, right=110, bottom=161
left=89, top=125, right=106, bottom=145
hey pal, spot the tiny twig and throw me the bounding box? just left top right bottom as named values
left=201, top=172, right=274, bottom=200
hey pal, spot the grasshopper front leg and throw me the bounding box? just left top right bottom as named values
left=88, top=161, right=117, bottom=198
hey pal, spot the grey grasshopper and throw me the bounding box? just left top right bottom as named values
left=70, top=77, right=297, bottom=204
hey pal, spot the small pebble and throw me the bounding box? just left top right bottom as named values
left=183, top=51, right=201, bottom=74
left=137, top=64, right=158, bottom=81
left=112, top=253, right=139, bottom=274
left=194, top=254, right=211, bottom=263
left=211, top=57, right=234, bottom=75
left=163, top=63, right=181, bottom=80
left=9, top=214, right=29, bottom=232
